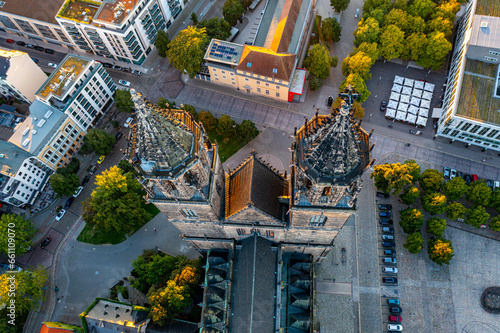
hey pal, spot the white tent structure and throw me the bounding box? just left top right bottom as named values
left=416, top=116, right=427, bottom=126
left=406, top=113, right=417, bottom=123
left=394, top=75, right=404, bottom=84
left=421, top=99, right=430, bottom=109
left=408, top=104, right=419, bottom=115
left=410, top=96, right=421, bottom=106
left=418, top=108, right=429, bottom=117
left=400, top=94, right=410, bottom=104
left=412, top=89, right=422, bottom=98
left=386, top=108, right=396, bottom=118
left=424, top=82, right=435, bottom=92
left=402, top=86, right=412, bottom=95
left=398, top=102, right=408, bottom=112
left=422, top=91, right=433, bottom=100
left=390, top=92, right=400, bottom=101
left=392, top=84, right=402, bottom=93
left=388, top=100, right=398, bottom=109
left=396, top=111, right=406, bottom=120
left=404, top=78, right=414, bottom=87
left=414, top=80, right=424, bottom=90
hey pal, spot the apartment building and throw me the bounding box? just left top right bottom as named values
left=202, top=0, right=312, bottom=102
left=436, top=0, right=500, bottom=151
left=0, top=48, right=49, bottom=103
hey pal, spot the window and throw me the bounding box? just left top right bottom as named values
left=231, top=78, right=235, bottom=81
left=276, top=92, right=280, bottom=97
left=236, top=229, right=247, bottom=236
left=272, top=68, right=278, bottom=73
left=484, top=56, right=498, bottom=62
left=276, top=85, right=280, bottom=89
left=256, top=81, right=260, bottom=85
left=247, top=62, right=252, bottom=67
left=180, top=208, right=198, bottom=218
left=265, top=82, right=269, bottom=87
left=232, top=82, right=236, bottom=85
left=257, top=88, right=261, bottom=92
left=470, top=124, right=480, bottom=133
left=310, top=214, right=327, bottom=226
left=245, top=78, right=249, bottom=82
left=266, top=230, right=274, bottom=238
left=230, top=73, right=234, bottom=76
left=488, top=50, right=500, bottom=56
left=265, top=90, right=269, bottom=95
left=213, top=73, right=218, bottom=77
left=221, top=70, right=226, bottom=74
left=222, top=76, right=226, bottom=79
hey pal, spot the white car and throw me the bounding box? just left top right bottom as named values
left=124, top=116, right=133, bottom=128
left=382, top=267, right=398, bottom=274
left=55, top=209, right=66, bottom=221
left=118, top=80, right=131, bottom=87
left=48, top=62, right=58, bottom=68
left=73, top=186, right=84, bottom=198
left=388, top=324, right=403, bottom=331
left=450, top=169, right=457, bottom=179
left=131, top=69, right=143, bottom=76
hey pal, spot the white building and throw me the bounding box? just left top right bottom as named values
left=436, top=0, right=500, bottom=151
left=0, top=48, right=49, bottom=103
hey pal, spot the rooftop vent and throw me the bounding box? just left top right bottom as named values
left=37, top=119, right=46, bottom=127
left=22, top=128, right=29, bottom=136
left=44, top=110, right=53, bottom=118
left=32, top=130, right=37, bottom=135
left=481, top=22, right=488, bottom=28
left=22, top=138, right=30, bottom=147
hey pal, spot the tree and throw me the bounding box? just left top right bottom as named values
left=426, top=217, right=447, bottom=237
left=166, top=26, right=209, bottom=78
left=353, top=17, right=380, bottom=46
left=435, top=0, right=460, bottom=21
left=217, top=114, right=235, bottom=137
left=491, top=190, right=500, bottom=211
left=237, top=120, right=257, bottom=141
left=330, top=0, right=350, bottom=12
left=445, top=201, right=467, bottom=220
left=331, top=56, right=338, bottom=68
left=379, top=25, right=404, bottom=60
left=466, top=180, right=491, bottom=207
left=83, top=129, right=115, bottom=156
left=428, top=238, right=454, bottom=265
left=489, top=216, right=500, bottom=232
left=342, top=51, right=373, bottom=81
left=158, top=97, right=176, bottom=109
left=352, top=101, right=364, bottom=118
left=417, top=31, right=452, bottom=70
left=322, top=18, right=342, bottom=44
left=409, top=0, right=436, bottom=20
left=404, top=159, right=421, bottom=181
left=0, top=214, right=35, bottom=256
left=400, top=186, right=420, bottom=205
left=223, top=0, right=245, bottom=26
left=198, top=18, right=231, bottom=41
left=118, top=160, right=136, bottom=175
left=190, top=12, right=199, bottom=25
left=0, top=268, right=48, bottom=314
left=370, top=162, right=414, bottom=194
left=50, top=173, right=79, bottom=198
left=384, top=9, right=409, bottom=32
left=399, top=208, right=424, bottom=234
left=442, top=177, right=467, bottom=200
left=427, top=16, right=453, bottom=38
left=403, top=232, right=424, bottom=253
left=57, top=157, right=80, bottom=176
left=355, top=42, right=379, bottom=65
left=418, top=169, right=443, bottom=193
left=303, top=44, right=332, bottom=80
left=309, top=75, right=323, bottom=91
left=198, top=111, right=218, bottom=131
left=154, top=30, right=170, bottom=58
left=422, top=192, right=447, bottom=215
left=82, top=166, right=151, bottom=233
left=466, top=206, right=490, bottom=228
left=114, top=89, right=134, bottom=113
left=406, top=15, right=427, bottom=34
left=402, top=33, right=427, bottom=61
left=131, top=250, right=183, bottom=293
left=340, top=74, right=371, bottom=102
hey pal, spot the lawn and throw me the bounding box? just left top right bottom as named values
left=206, top=129, right=258, bottom=162
left=77, top=203, right=161, bottom=245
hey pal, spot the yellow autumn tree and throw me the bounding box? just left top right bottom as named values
left=93, top=166, right=127, bottom=195
left=422, top=192, right=447, bottom=215
left=0, top=268, right=47, bottom=315
left=147, top=279, right=191, bottom=325
left=428, top=238, right=454, bottom=265
left=371, top=161, right=418, bottom=194
left=175, top=266, right=196, bottom=286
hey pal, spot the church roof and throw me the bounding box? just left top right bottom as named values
left=236, top=46, right=296, bottom=81
left=226, top=152, right=288, bottom=219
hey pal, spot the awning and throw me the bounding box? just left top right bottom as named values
left=386, top=108, right=396, bottom=118
left=414, top=80, right=424, bottom=89
left=396, top=111, right=406, bottom=120
left=388, top=100, right=398, bottom=109
left=416, top=116, right=427, bottom=126
left=410, top=96, right=421, bottom=106
left=421, top=99, right=430, bottom=108
left=392, top=83, right=402, bottom=93
left=402, top=86, right=412, bottom=95
left=422, top=91, right=433, bottom=100
left=412, top=89, right=422, bottom=98
left=432, top=107, right=442, bottom=118
left=424, top=82, right=435, bottom=92
left=404, top=78, right=414, bottom=87
left=418, top=108, right=429, bottom=117
left=397, top=102, right=408, bottom=112
left=390, top=92, right=400, bottom=101
left=289, top=68, right=307, bottom=95
left=406, top=113, right=417, bottom=123
left=400, top=94, right=410, bottom=104
left=407, top=104, right=419, bottom=115
left=394, top=75, right=404, bottom=84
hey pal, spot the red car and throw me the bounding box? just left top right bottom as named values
left=6, top=39, right=15, bottom=43
left=388, top=315, right=402, bottom=322
left=471, top=174, right=478, bottom=182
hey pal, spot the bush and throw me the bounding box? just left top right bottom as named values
left=309, top=75, right=323, bottom=91
left=426, top=217, right=446, bottom=237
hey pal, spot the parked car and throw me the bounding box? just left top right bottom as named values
left=384, top=249, right=396, bottom=256
left=494, top=181, right=500, bottom=189
left=122, top=67, right=131, bottom=72
left=382, top=277, right=398, bottom=284
left=382, top=267, right=398, bottom=273
left=44, top=48, right=55, bottom=54
left=40, top=237, right=52, bottom=248
left=34, top=46, right=44, bottom=51
left=16, top=41, right=26, bottom=46
left=378, top=204, right=392, bottom=210
left=383, top=257, right=397, bottom=264
left=376, top=191, right=390, bottom=198
left=6, top=39, right=15, bottom=43
left=64, top=197, right=75, bottom=209
left=112, top=65, right=123, bottom=70
left=0, top=263, right=22, bottom=272
left=26, top=44, right=35, bottom=49
left=382, top=234, right=394, bottom=240
left=55, top=209, right=66, bottom=221
left=380, top=100, right=387, bottom=111
left=379, top=211, right=391, bottom=217
left=379, top=219, right=393, bottom=225
left=118, top=80, right=131, bottom=87
left=97, top=155, right=105, bottom=164
left=124, top=116, right=133, bottom=128
left=102, top=62, right=113, bottom=68
left=387, top=298, right=400, bottom=305
left=388, top=324, right=403, bottom=332
left=73, top=186, right=84, bottom=198
left=389, top=307, right=402, bottom=313
left=472, top=174, right=478, bottom=182
left=382, top=242, right=395, bottom=248
left=388, top=315, right=402, bottom=322
left=443, top=167, right=451, bottom=179
left=115, top=132, right=123, bottom=140
left=31, top=57, right=39, bottom=63
left=382, top=227, right=394, bottom=234
left=450, top=169, right=457, bottom=179
left=131, top=69, right=143, bottom=76
left=89, top=164, right=98, bottom=175
left=48, top=62, right=58, bottom=68
left=487, top=180, right=493, bottom=188
left=81, top=175, right=91, bottom=186
left=457, top=171, right=463, bottom=179
left=464, top=173, right=472, bottom=184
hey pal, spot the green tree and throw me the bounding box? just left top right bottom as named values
left=352, top=101, right=364, bottom=118
left=466, top=206, right=490, bottom=228
left=404, top=159, right=421, bottom=181
left=0, top=214, right=35, bottom=256
left=118, top=160, right=136, bottom=175
left=422, top=192, right=447, bottom=215
left=183, top=104, right=198, bottom=121
left=154, top=30, right=170, bottom=58
left=370, top=162, right=414, bottom=194
left=418, top=169, right=443, bottom=193
left=409, top=0, right=436, bottom=19
left=198, top=17, right=231, bottom=40
left=400, top=186, right=420, bottom=205
left=489, top=216, right=500, bottom=232
left=114, top=89, right=134, bottom=113
left=353, top=17, right=380, bottom=46
left=435, top=0, right=460, bottom=21
left=417, top=31, right=452, bottom=70
left=442, top=177, right=467, bottom=200
left=355, top=42, right=379, bottom=65
left=402, top=33, right=427, bottom=61
left=158, top=97, right=176, bottom=109
left=237, top=120, right=257, bottom=141
left=82, top=166, right=151, bottom=233
left=428, top=238, right=454, bottom=265
left=342, top=51, right=373, bottom=81
left=217, top=114, right=235, bottom=137
left=0, top=268, right=48, bottom=314
left=303, top=44, right=332, bottom=80
left=403, top=232, right=424, bottom=253
left=56, top=157, right=80, bottom=176
left=379, top=25, right=404, bottom=60
left=322, top=18, right=342, bottom=44
left=309, top=75, right=323, bottom=91
left=406, top=15, right=427, bottom=34
left=445, top=201, right=467, bottom=220
left=340, top=73, right=371, bottom=102
left=223, top=0, right=245, bottom=26
left=466, top=180, right=491, bottom=207
left=426, top=217, right=447, bottom=237
left=384, top=9, right=409, bottom=32
left=83, top=129, right=115, bottom=156
left=198, top=111, right=218, bottom=131
left=331, top=56, right=338, bottom=68
left=190, top=12, right=199, bottom=25
left=427, top=16, right=453, bottom=38
left=166, top=26, right=209, bottom=78
left=50, top=173, right=79, bottom=198
left=330, top=0, right=350, bottom=12
left=490, top=190, right=500, bottom=211
left=131, top=250, right=182, bottom=293
left=399, top=208, right=424, bottom=234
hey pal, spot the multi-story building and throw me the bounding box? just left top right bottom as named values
left=202, top=0, right=313, bottom=102
left=55, top=0, right=185, bottom=64
left=35, top=54, right=116, bottom=132
left=436, top=0, right=500, bottom=151
left=0, top=48, right=49, bottom=103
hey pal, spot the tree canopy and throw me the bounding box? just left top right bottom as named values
left=428, top=238, right=454, bottom=265
left=237, top=120, right=258, bottom=141
left=418, top=169, right=443, bottom=193
left=379, top=24, right=404, bottom=60
left=489, top=216, right=500, bottom=232
left=83, top=129, right=115, bottom=156
left=442, top=177, right=467, bottom=200
left=399, top=208, right=424, bottom=234
left=114, top=89, right=134, bottom=113
left=223, top=0, right=245, bottom=26
left=0, top=214, right=35, bottom=256
left=422, top=192, right=447, bottom=215
left=198, top=111, right=218, bottom=131
left=303, top=44, right=332, bottom=80
left=166, top=26, right=209, bottom=78
left=0, top=268, right=47, bottom=315
left=466, top=180, right=491, bottom=207
left=330, top=0, right=350, bottom=12
left=400, top=186, right=420, bottom=205
left=466, top=206, right=490, bottom=228
left=417, top=31, right=452, bottom=70
left=217, top=114, right=235, bottom=137
left=370, top=161, right=417, bottom=194
left=355, top=42, right=379, bottom=65
left=445, top=201, right=467, bottom=220
left=340, top=73, right=371, bottom=102
left=403, top=232, right=424, bottom=253
left=322, top=18, right=342, bottom=44
left=198, top=17, right=231, bottom=41
left=154, top=30, right=170, bottom=58
left=342, top=51, right=373, bottom=81
left=426, top=217, right=446, bottom=237
left=50, top=173, right=79, bottom=198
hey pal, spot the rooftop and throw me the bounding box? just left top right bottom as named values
left=469, top=15, right=500, bottom=48
left=475, top=0, right=500, bottom=17
left=9, top=100, right=66, bottom=155
left=0, top=140, right=33, bottom=177
left=36, top=54, right=91, bottom=100
left=236, top=45, right=296, bottom=81
left=57, top=0, right=100, bottom=24
left=85, top=299, right=148, bottom=331
left=95, top=0, right=141, bottom=25
left=0, top=49, right=28, bottom=77
left=1, top=0, right=63, bottom=24
left=204, top=39, right=244, bottom=66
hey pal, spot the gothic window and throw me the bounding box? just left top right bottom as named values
left=322, top=187, right=331, bottom=196
left=266, top=230, right=274, bottom=238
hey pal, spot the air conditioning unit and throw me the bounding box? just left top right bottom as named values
left=481, top=22, right=488, bottom=28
